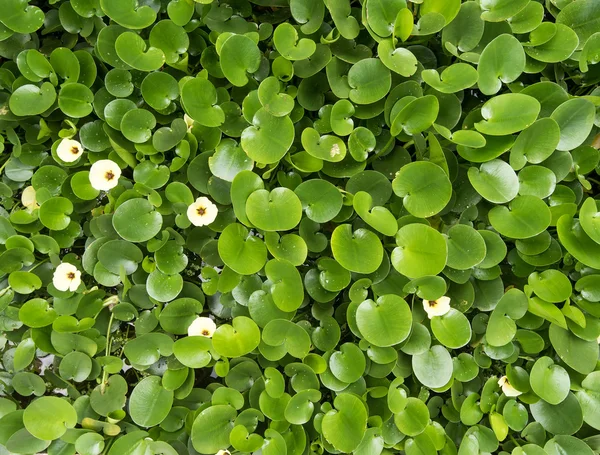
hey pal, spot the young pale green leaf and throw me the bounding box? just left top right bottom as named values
left=477, top=34, right=525, bottom=95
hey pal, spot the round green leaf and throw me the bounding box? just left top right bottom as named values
left=475, top=94, right=541, bottom=136
left=392, top=224, right=447, bottom=279
left=530, top=356, right=570, bottom=405
left=246, top=188, right=303, bottom=232
left=393, top=161, right=451, bottom=218
left=431, top=308, right=472, bottom=349
left=331, top=224, right=383, bottom=274
left=23, top=397, right=77, bottom=440
left=412, top=345, right=453, bottom=388
left=322, top=394, right=367, bottom=453
left=129, top=376, right=173, bottom=427
left=113, top=199, right=163, bottom=243
left=356, top=295, right=412, bottom=347
left=488, top=196, right=551, bottom=239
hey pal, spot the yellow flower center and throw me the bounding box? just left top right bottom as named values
left=428, top=301, right=437, bottom=307
left=197, top=206, right=207, bottom=216
left=105, top=170, right=115, bottom=181
left=67, top=272, right=76, bottom=280
left=202, top=329, right=210, bottom=336
left=70, top=146, right=80, bottom=154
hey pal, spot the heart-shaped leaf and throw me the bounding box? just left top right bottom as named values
left=241, top=108, right=295, bottom=164
left=475, top=94, right=541, bottom=136
left=218, top=223, right=268, bottom=275
left=322, top=393, right=367, bottom=453
left=220, top=34, right=261, bottom=87
left=356, top=294, right=412, bottom=347
left=246, top=188, right=303, bottom=232
left=115, top=32, right=165, bottom=72
left=392, top=161, right=451, bottom=218
left=213, top=316, right=261, bottom=358
left=331, top=224, right=383, bottom=274
left=274, top=23, right=316, bottom=61
left=477, top=34, right=525, bottom=95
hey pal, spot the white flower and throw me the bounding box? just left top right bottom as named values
left=188, top=316, right=217, bottom=338
left=184, top=114, right=195, bottom=131
left=422, top=296, right=451, bottom=319
left=53, top=263, right=82, bottom=292
left=498, top=376, right=522, bottom=397
left=21, top=186, right=38, bottom=210
left=57, top=138, right=84, bottom=163
left=216, top=451, right=230, bottom=455
left=89, top=159, right=121, bottom=191
left=187, top=196, right=218, bottom=227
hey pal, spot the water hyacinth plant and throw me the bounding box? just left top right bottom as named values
left=0, top=0, right=600, bottom=454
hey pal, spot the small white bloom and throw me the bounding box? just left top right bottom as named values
left=597, top=334, right=600, bottom=344
left=188, top=316, right=217, bottom=338
left=184, top=114, right=195, bottom=131
left=89, top=159, right=121, bottom=191
left=57, top=138, right=84, bottom=163
left=330, top=143, right=341, bottom=158
left=216, top=450, right=231, bottom=455
left=422, top=296, right=451, bottom=319
left=53, top=263, right=82, bottom=292
left=21, top=186, right=38, bottom=210
left=498, top=376, right=522, bottom=397
left=187, top=196, right=218, bottom=227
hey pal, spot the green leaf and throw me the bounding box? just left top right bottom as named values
left=530, top=392, right=583, bottom=435
left=475, top=94, right=540, bottom=136
left=356, top=294, right=412, bottom=347
left=220, top=34, right=261, bottom=87
left=422, top=63, right=478, bottom=94
left=530, top=356, right=570, bottom=405
left=348, top=58, right=391, bottom=105
left=551, top=98, right=596, bottom=152
left=23, top=397, right=77, bottom=440
left=392, top=224, right=447, bottom=279
left=331, top=224, right=383, bottom=274
left=129, top=376, right=173, bottom=427
left=322, top=394, right=367, bottom=453
left=477, top=34, right=525, bottom=95
left=191, top=405, right=236, bottom=454
left=213, top=316, right=261, bottom=358
left=412, top=345, right=453, bottom=388
left=9, top=83, right=56, bottom=116
left=115, top=32, right=165, bottom=72
left=0, top=0, right=45, bottom=33
left=431, top=308, right=472, bottom=349
left=468, top=159, right=519, bottom=203
left=241, top=108, right=295, bottom=164
left=488, top=196, right=551, bottom=239
left=181, top=77, right=225, bottom=127
left=113, top=199, right=163, bottom=243
left=549, top=324, right=598, bottom=375
left=246, top=188, right=303, bottom=232
left=392, top=161, right=451, bottom=218
left=556, top=0, right=600, bottom=50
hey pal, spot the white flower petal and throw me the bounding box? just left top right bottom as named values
left=53, top=263, right=82, bottom=292
left=187, top=197, right=218, bottom=227
left=57, top=138, right=84, bottom=163
left=188, top=316, right=217, bottom=337
left=216, top=450, right=231, bottom=455
left=21, top=186, right=38, bottom=209
left=89, top=159, right=121, bottom=191
left=423, top=296, right=452, bottom=319
left=184, top=114, right=195, bottom=130
left=498, top=376, right=522, bottom=397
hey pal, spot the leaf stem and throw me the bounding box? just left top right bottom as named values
left=100, top=310, right=115, bottom=394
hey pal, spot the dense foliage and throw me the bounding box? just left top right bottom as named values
left=0, top=0, right=600, bottom=454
